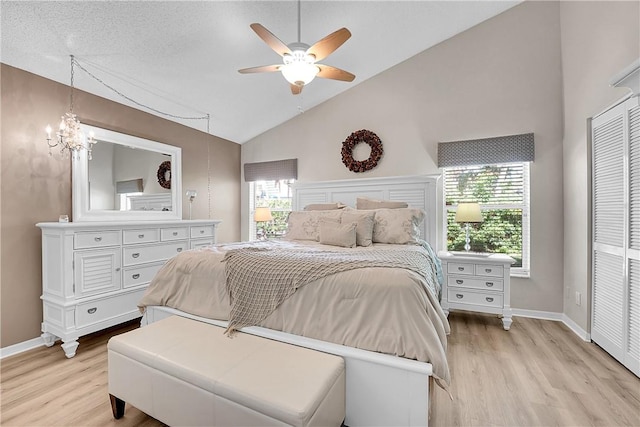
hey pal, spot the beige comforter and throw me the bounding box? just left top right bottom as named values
left=138, top=240, right=451, bottom=384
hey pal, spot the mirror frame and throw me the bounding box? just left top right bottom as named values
left=73, top=124, right=182, bottom=222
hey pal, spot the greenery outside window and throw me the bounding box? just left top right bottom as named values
left=444, top=163, right=530, bottom=277
left=250, top=179, right=295, bottom=240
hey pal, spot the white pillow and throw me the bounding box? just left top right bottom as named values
left=356, top=197, right=408, bottom=210
left=372, top=208, right=425, bottom=244
left=284, top=210, right=342, bottom=241
left=341, top=209, right=375, bottom=247
left=319, top=221, right=357, bottom=248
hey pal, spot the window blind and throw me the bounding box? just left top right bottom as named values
left=444, top=164, right=525, bottom=205
left=438, top=133, right=534, bottom=168
left=244, top=159, right=298, bottom=182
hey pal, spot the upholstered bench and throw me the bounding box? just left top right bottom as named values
left=108, top=316, right=345, bottom=426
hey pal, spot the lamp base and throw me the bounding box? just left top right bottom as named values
left=464, top=223, right=471, bottom=252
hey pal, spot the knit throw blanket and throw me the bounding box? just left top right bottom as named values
left=222, top=245, right=438, bottom=335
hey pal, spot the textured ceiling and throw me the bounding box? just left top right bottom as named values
left=1, top=1, right=519, bottom=144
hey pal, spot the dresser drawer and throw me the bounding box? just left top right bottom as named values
left=191, top=225, right=215, bottom=239
left=447, top=263, right=474, bottom=275
left=76, top=288, right=145, bottom=329
left=448, top=276, right=504, bottom=291
left=74, top=231, right=121, bottom=249
left=123, top=262, right=164, bottom=288
left=123, top=228, right=160, bottom=245
left=161, top=227, right=189, bottom=241
left=448, top=289, right=503, bottom=308
left=190, top=239, right=214, bottom=249
left=123, top=242, right=187, bottom=266
left=474, top=264, right=504, bottom=277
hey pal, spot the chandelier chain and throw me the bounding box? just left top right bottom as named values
left=72, top=57, right=210, bottom=124
left=69, top=55, right=75, bottom=113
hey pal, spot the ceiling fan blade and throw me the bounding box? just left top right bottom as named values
left=307, top=28, right=351, bottom=62
left=316, top=64, right=355, bottom=82
left=250, top=23, right=292, bottom=57
left=238, top=64, right=281, bottom=74
left=290, top=83, right=303, bottom=95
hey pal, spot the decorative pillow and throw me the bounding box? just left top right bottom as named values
left=303, top=202, right=346, bottom=211
left=372, top=208, right=425, bottom=244
left=341, top=209, right=375, bottom=247
left=356, top=197, right=408, bottom=210
left=284, top=210, right=342, bottom=241
left=319, top=221, right=357, bottom=248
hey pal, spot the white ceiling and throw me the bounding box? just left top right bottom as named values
left=1, top=1, right=519, bottom=144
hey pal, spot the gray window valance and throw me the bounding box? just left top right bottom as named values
left=116, top=179, right=144, bottom=194
left=438, top=133, right=534, bottom=168
left=244, top=158, right=298, bottom=182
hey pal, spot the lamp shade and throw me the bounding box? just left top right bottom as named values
left=455, top=203, right=483, bottom=223
left=254, top=206, right=273, bottom=222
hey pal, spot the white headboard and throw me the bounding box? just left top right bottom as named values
left=292, top=175, right=442, bottom=249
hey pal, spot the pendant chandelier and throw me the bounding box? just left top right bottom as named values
left=45, top=55, right=96, bottom=159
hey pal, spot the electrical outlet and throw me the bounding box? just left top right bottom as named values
left=575, top=291, right=581, bottom=306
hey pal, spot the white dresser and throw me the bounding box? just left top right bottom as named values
left=36, top=220, right=221, bottom=358
left=438, top=251, right=515, bottom=330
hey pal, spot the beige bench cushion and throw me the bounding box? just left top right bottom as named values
left=108, top=316, right=345, bottom=426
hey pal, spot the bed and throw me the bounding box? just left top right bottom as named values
left=140, top=174, right=447, bottom=426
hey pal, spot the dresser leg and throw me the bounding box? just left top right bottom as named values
left=61, top=340, right=79, bottom=358
left=502, top=316, right=512, bottom=331
left=41, top=332, right=57, bottom=347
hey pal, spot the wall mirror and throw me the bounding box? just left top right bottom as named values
left=72, top=124, right=182, bottom=222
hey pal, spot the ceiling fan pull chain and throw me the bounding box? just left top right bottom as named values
left=297, top=0, right=301, bottom=43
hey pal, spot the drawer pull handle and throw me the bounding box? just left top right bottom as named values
left=177, top=248, right=183, bottom=253
left=456, top=294, right=464, bottom=299
left=115, top=268, right=121, bottom=272
left=87, top=308, right=97, bottom=314
left=458, top=267, right=464, bottom=271
left=456, top=279, right=463, bottom=285
left=486, top=297, right=494, bottom=303
left=485, top=268, right=492, bottom=273
left=94, top=237, right=102, bottom=242
left=138, top=234, right=145, bottom=238
left=486, top=282, right=494, bottom=287
left=200, top=230, right=205, bottom=234
left=173, top=231, right=178, bottom=236
left=132, top=253, right=140, bottom=258
left=132, top=274, right=140, bottom=279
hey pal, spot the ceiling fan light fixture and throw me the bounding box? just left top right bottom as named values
left=281, top=58, right=319, bottom=86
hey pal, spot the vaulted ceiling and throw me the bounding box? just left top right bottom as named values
left=1, top=1, right=519, bottom=143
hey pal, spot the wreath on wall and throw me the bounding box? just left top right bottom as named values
left=157, top=161, right=172, bottom=189
left=341, top=129, right=383, bottom=173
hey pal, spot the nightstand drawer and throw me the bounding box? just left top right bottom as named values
left=448, top=263, right=474, bottom=275
left=474, top=264, right=503, bottom=277
left=448, top=289, right=503, bottom=308
left=191, top=225, right=215, bottom=239
left=448, top=276, right=504, bottom=291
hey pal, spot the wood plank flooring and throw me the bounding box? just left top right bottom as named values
left=1, top=312, right=638, bottom=426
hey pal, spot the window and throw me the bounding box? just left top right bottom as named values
left=249, top=179, right=295, bottom=240
left=444, top=162, right=530, bottom=276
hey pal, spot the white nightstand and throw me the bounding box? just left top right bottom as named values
left=438, top=251, right=515, bottom=330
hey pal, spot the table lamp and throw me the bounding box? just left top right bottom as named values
left=254, top=206, right=273, bottom=240
left=455, top=202, right=483, bottom=252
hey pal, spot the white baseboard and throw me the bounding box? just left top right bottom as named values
left=512, top=308, right=590, bottom=342
left=0, top=336, right=45, bottom=359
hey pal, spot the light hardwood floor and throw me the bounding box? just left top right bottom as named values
left=1, top=312, right=638, bottom=426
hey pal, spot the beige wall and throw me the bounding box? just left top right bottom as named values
left=559, top=1, right=640, bottom=331
left=242, top=1, right=565, bottom=314
left=0, top=64, right=241, bottom=347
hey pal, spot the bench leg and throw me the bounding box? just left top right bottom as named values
left=109, top=394, right=126, bottom=419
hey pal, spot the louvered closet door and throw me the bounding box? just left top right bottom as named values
left=591, top=96, right=640, bottom=377
left=626, top=102, right=640, bottom=375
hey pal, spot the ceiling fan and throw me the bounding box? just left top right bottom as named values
left=238, top=3, right=355, bottom=95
